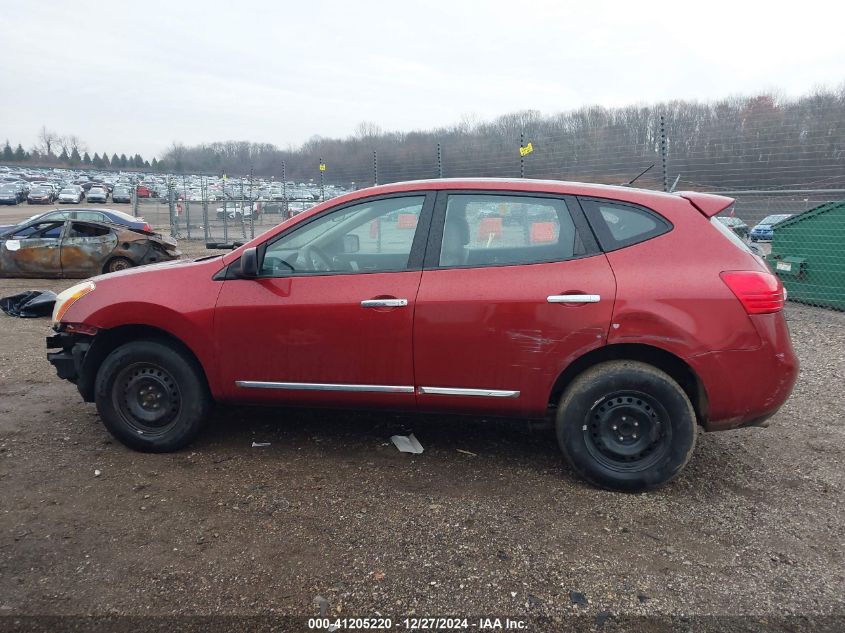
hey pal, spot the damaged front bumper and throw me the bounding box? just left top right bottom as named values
left=46, top=330, right=96, bottom=400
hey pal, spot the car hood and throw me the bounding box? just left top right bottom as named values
left=92, top=254, right=224, bottom=283
left=753, top=224, right=772, bottom=230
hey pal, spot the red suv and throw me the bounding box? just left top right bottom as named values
left=46, top=179, right=798, bottom=491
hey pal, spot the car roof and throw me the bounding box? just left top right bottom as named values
left=286, top=178, right=731, bottom=223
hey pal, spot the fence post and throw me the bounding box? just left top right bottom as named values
left=660, top=115, right=668, bottom=192
left=248, top=166, right=255, bottom=239
left=373, top=150, right=378, bottom=186
left=281, top=160, right=288, bottom=219
left=239, top=176, right=247, bottom=240
left=319, top=157, right=325, bottom=201
left=168, top=178, right=177, bottom=238
left=222, top=174, right=228, bottom=244
left=520, top=131, right=525, bottom=178
left=202, top=176, right=209, bottom=243
left=437, top=143, right=443, bottom=178
left=132, top=184, right=139, bottom=217
left=182, top=174, right=191, bottom=239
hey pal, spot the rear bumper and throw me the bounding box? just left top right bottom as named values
left=692, top=313, right=798, bottom=431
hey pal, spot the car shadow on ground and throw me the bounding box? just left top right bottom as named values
left=188, top=403, right=754, bottom=497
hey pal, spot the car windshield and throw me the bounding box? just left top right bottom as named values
left=60, top=188, right=75, bottom=194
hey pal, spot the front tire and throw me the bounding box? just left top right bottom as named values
left=556, top=361, right=697, bottom=492
left=94, top=340, right=211, bottom=452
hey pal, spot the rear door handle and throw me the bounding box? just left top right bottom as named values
left=361, top=298, right=408, bottom=308
left=547, top=294, right=600, bottom=304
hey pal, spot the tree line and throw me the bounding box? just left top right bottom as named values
left=4, top=86, right=844, bottom=190
left=158, top=87, right=845, bottom=190
left=1, top=126, right=160, bottom=172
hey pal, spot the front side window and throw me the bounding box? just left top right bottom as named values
left=438, top=194, right=584, bottom=268
left=12, top=221, right=65, bottom=239
left=260, top=195, right=426, bottom=276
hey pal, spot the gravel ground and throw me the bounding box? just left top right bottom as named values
left=0, top=241, right=843, bottom=632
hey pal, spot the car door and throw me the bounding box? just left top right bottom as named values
left=214, top=192, right=435, bottom=409
left=0, top=221, right=65, bottom=277
left=60, top=221, right=119, bottom=277
left=413, top=191, right=617, bottom=417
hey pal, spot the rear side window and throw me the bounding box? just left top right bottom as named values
left=437, top=194, right=587, bottom=268
left=580, top=199, right=671, bottom=251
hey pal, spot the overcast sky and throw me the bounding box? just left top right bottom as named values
left=2, top=0, right=844, bottom=159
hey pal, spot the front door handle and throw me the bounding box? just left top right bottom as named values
left=547, top=294, right=600, bottom=304
left=361, top=298, right=408, bottom=308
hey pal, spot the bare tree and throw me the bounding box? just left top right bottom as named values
left=37, top=126, right=59, bottom=156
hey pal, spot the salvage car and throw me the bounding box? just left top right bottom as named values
left=45, top=179, right=798, bottom=491
left=0, top=183, right=24, bottom=205
left=0, top=208, right=153, bottom=234
left=1, top=218, right=180, bottom=277
left=27, top=186, right=56, bottom=204
left=57, top=187, right=84, bottom=204
left=86, top=186, right=108, bottom=203
left=716, top=215, right=749, bottom=240
left=750, top=213, right=792, bottom=242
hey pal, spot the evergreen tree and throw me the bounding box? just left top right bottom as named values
left=119, top=153, right=128, bottom=168
left=92, top=152, right=101, bottom=167
left=2, top=141, right=13, bottom=161
left=70, top=148, right=82, bottom=165
left=144, top=160, right=151, bottom=168
left=58, top=148, right=69, bottom=163
left=83, top=152, right=91, bottom=165
left=111, top=153, right=119, bottom=167
left=102, top=153, right=110, bottom=167
left=29, top=148, right=41, bottom=162
left=151, top=157, right=159, bottom=170
left=15, top=145, right=28, bottom=161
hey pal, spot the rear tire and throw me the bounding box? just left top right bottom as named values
left=104, top=257, right=134, bottom=273
left=94, top=340, right=211, bottom=452
left=556, top=360, right=697, bottom=492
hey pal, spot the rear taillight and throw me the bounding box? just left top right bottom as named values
left=143, top=223, right=152, bottom=232
left=720, top=271, right=785, bottom=314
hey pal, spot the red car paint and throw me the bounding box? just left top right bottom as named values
left=54, top=179, right=798, bottom=432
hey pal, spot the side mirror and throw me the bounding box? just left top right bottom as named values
left=343, top=234, right=360, bottom=254
left=239, top=247, right=259, bottom=277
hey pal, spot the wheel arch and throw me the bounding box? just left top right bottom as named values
left=77, top=324, right=211, bottom=402
left=548, top=343, right=709, bottom=426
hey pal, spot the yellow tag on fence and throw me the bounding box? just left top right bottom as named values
left=519, top=142, right=534, bottom=157
left=319, top=163, right=327, bottom=171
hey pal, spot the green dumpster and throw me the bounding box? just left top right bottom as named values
left=768, top=200, right=845, bottom=311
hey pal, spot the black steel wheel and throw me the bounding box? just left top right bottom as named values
left=556, top=360, right=697, bottom=492
left=113, top=362, right=182, bottom=438
left=95, top=340, right=211, bottom=452
left=583, top=391, right=671, bottom=473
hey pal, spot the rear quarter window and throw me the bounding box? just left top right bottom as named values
left=579, top=198, right=671, bottom=251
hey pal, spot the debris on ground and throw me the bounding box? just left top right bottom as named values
left=390, top=434, right=424, bottom=454
left=0, top=290, right=57, bottom=317
left=251, top=441, right=271, bottom=448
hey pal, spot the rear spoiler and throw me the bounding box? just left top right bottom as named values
left=677, top=191, right=735, bottom=217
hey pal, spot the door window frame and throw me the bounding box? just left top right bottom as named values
left=422, top=190, right=600, bottom=270
left=226, top=191, right=437, bottom=279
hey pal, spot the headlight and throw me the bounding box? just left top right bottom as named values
left=52, top=281, right=96, bottom=323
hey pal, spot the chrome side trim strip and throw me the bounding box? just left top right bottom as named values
left=547, top=294, right=600, bottom=304
left=417, top=386, right=521, bottom=398
left=235, top=381, right=415, bottom=393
